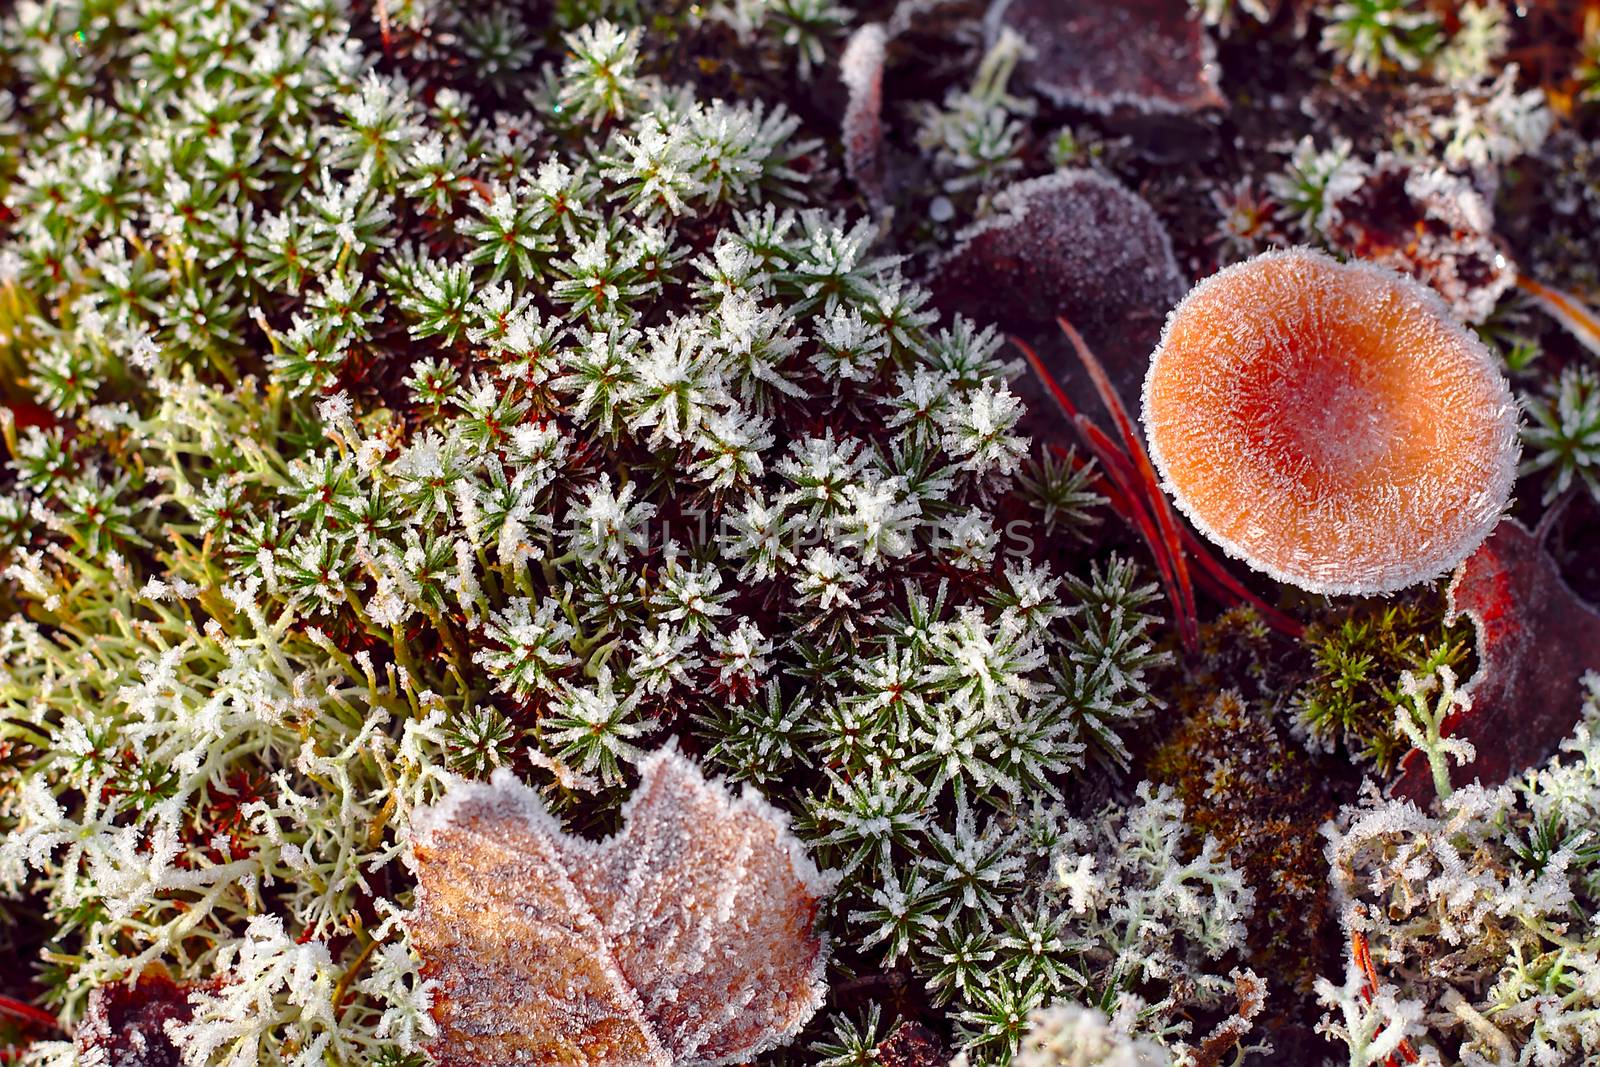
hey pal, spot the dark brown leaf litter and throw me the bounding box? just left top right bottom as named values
left=75, top=973, right=196, bottom=1067
left=873, top=1020, right=948, bottom=1067
left=928, top=169, right=1186, bottom=431
left=1393, top=519, right=1600, bottom=803
left=984, top=0, right=1225, bottom=116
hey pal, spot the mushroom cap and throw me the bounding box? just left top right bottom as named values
left=1141, top=247, right=1520, bottom=596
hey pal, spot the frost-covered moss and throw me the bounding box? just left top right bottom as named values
left=0, top=0, right=1181, bottom=1063
left=1317, top=673, right=1600, bottom=1066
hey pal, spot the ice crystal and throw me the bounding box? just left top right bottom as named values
left=74, top=974, right=193, bottom=1067
left=939, top=783, right=1260, bottom=1062
left=1142, top=248, right=1519, bottom=596
left=1430, top=1, right=1509, bottom=86
left=1012, top=1004, right=1169, bottom=1067
left=1427, top=66, right=1551, bottom=170
left=405, top=744, right=835, bottom=1065
left=1267, top=137, right=1369, bottom=239
left=912, top=30, right=1033, bottom=197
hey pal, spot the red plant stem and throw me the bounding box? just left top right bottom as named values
left=0, top=995, right=59, bottom=1032
left=1517, top=273, right=1600, bottom=357
left=1046, top=440, right=1242, bottom=609
left=1176, top=527, right=1305, bottom=638
left=1055, top=316, right=1199, bottom=653
left=374, top=0, right=394, bottom=50
left=1072, top=415, right=1189, bottom=637
left=1019, top=335, right=1197, bottom=652
left=1011, top=335, right=1083, bottom=422
left=1047, top=436, right=1303, bottom=639
left=1351, top=931, right=1420, bottom=1067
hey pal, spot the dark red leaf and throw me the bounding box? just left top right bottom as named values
left=874, top=1021, right=948, bottom=1067
left=1393, top=520, right=1600, bottom=802
left=75, top=973, right=196, bottom=1067
left=931, top=170, right=1185, bottom=422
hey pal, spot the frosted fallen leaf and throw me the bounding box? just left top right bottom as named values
left=930, top=169, right=1185, bottom=418
left=405, top=742, right=836, bottom=1066
left=985, top=0, right=1225, bottom=116
left=840, top=23, right=888, bottom=206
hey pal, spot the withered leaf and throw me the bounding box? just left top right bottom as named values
left=986, top=0, right=1225, bottom=116
left=840, top=23, right=888, bottom=206
left=75, top=972, right=196, bottom=1067
left=406, top=743, right=835, bottom=1066
left=1324, top=160, right=1514, bottom=325
left=873, top=1021, right=949, bottom=1067
left=1393, top=519, right=1600, bottom=802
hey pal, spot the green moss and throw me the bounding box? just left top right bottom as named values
left=1290, top=593, right=1473, bottom=773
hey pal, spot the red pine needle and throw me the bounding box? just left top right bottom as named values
left=1015, top=333, right=1199, bottom=652
left=1011, top=335, right=1084, bottom=422
left=1017, top=337, right=1184, bottom=637
left=0, top=995, right=60, bottom=1032
left=1072, top=415, right=1191, bottom=651
left=1020, top=335, right=1302, bottom=647
left=1175, top=526, right=1305, bottom=639
left=1055, top=316, right=1199, bottom=652
left=1018, top=335, right=1195, bottom=650
left=1351, top=931, right=1420, bottom=1066
left=1517, top=273, right=1600, bottom=357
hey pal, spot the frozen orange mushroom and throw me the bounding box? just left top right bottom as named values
left=1141, top=248, right=1519, bottom=596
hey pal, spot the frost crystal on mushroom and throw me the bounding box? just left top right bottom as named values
left=404, top=743, right=835, bottom=1066
left=1141, top=248, right=1519, bottom=596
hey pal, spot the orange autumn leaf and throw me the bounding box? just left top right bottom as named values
left=405, top=743, right=836, bottom=1067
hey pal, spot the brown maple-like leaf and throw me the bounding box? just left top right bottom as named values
left=405, top=743, right=836, bottom=1066
left=1393, top=519, right=1600, bottom=802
